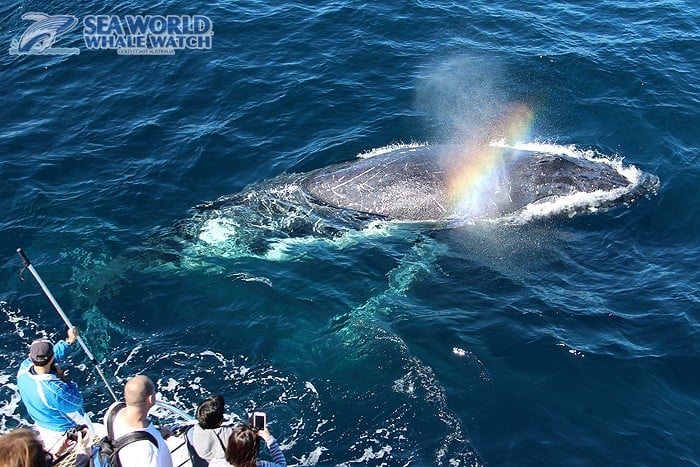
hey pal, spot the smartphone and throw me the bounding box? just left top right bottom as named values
left=253, top=411, right=266, bottom=430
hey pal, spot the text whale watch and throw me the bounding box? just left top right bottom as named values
left=82, top=14, right=213, bottom=51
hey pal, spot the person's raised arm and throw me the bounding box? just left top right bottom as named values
left=259, top=428, right=286, bottom=467
left=53, top=327, right=79, bottom=362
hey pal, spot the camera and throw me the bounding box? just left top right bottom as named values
left=65, top=424, right=88, bottom=441
left=252, top=412, right=266, bottom=430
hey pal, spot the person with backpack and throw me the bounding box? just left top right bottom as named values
left=103, top=375, right=173, bottom=467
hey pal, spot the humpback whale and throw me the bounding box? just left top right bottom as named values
left=300, top=144, right=644, bottom=222
left=183, top=143, right=658, bottom=257
left=66, top=142, right=658, bottom=307
left=296, top=144, right=660, bottom=223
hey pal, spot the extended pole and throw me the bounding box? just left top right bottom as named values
left=16, top=248, right=119, bottom=402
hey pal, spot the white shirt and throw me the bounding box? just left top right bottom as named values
left=105, top=402, right=173, bottom=467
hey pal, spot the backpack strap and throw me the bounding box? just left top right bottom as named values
left=110, top=431, right=159, bottom=467
left=184, top=426, right=209, bottom=467
left=106, top=402, right=127, bottom=439
left=114, top=430, right=158, bottom=451
left=214, top=428, right=227, bottom=452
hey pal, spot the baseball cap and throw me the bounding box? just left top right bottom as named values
left=30, top=339, right=54, bottom=366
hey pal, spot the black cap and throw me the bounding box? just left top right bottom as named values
left=29, top=339, right=54, bottom=366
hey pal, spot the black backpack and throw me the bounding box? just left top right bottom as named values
left=91, top=402, right=159, bottom=467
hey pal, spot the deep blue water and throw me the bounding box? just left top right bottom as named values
left=1, top=1, right=699, bottom=465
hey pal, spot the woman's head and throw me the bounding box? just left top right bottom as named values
left=0, top=429, right=52, bottom=467
left=196, top=394, right=226, bottom=429
left=224, top=424, right=260, bottom=467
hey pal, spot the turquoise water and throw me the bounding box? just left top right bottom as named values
left=1, top=1, right=699, bottom=465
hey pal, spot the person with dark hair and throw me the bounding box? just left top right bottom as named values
left=16, top=327, right=94, bottom=452
left=208, top=424, right=286, bottom=467
left=188, top=395, right=235, bottom=464
left=197, top=395, right=226, bottom=428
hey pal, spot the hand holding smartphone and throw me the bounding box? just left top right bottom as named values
left=253, top=411, right=266, bottom=430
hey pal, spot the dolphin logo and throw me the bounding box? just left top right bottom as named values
left=9, top=12, right=79, bottom=55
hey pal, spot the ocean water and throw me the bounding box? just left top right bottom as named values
left=1, top=1, right=699, bottom=465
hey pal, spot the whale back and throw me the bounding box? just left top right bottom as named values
left=302, top=145, right=635, bottom=222
left=302, top=146, right=447, bottom=220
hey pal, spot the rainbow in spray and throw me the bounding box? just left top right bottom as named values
left=446, top=105, right=535, bottom=219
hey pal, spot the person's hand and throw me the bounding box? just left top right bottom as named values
left=258, top=427, right=273, bottom=443
left=51, top=363, right=69, bottom=383
left=66, top=327, right=79, bottom=345
left=51, top=434, right=73, bottom=456
left=73, top=429, right=91, bottom=457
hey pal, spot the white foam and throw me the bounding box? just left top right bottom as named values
left=198, top=217, right=237, bottom=245
left=305, top=381, right=318, bottom=395
left=512, top=186, right=632, bottom=222
left=2, top=302, right=42, bottom=339
left=357, top=142, right=427, bottom=159
left=392, top=374, right=417, bottom=397
left=114, top=343, right=142, bottom=379
left=199, top=350, right=228, bottom=364
left=0, top=382, right=21, bottom=417
left=294, top=446, right=328, bottom=465
left=346, top=444, right=393, bottom=463
left=161, top=377, right=179, bottom=392
left=491, top=139, right=643, bottom=185
left=228, top=272, right=273, bottom=288
left=557, top=342, right=585, bottom=357
left=263, top=220, right=397, bottom=261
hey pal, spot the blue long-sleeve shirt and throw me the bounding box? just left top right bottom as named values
left=257, top=437, right=286, bottom=467
left=16, top=340, right=87, bottom=433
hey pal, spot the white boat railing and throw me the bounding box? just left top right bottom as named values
left=153, top=401, right=195, bottom=423
left=152, top=401, right=197, bottom=467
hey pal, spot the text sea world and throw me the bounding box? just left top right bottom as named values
left=83, top=15, right=213, bottom=50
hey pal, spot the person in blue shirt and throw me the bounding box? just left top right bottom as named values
left=16, top=327, right=93, bottom=452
